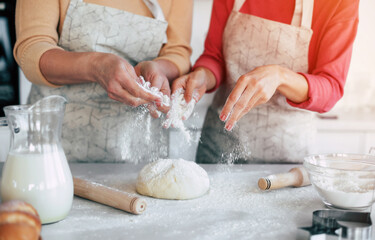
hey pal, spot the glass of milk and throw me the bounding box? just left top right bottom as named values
left=0, top=95, right=73, bottom=224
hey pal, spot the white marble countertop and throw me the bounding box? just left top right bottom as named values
left=0, top=163, right=374, bottom=240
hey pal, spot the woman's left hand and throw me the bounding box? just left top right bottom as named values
left=135, top=61, right=172, bottom=118
left=220, top=65, right=282, bottom=131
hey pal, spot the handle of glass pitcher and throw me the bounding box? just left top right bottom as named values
left=6, top=116, right=20, bottom=134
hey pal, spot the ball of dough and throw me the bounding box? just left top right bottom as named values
left=136, top=158, right=210, bottom=200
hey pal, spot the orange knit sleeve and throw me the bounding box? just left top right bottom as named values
left=13, top=0, right=65, bottom=87
left=155, top=0, right=193, bottom=76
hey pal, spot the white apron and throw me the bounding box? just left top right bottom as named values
left=28, top=0, right=169, bottom=162
left=197, top=0, right=316, bottom=163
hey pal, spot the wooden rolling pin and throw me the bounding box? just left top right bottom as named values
left=73, top=177, right=147, bottom=215
left=258, top=167, right=310, bottom=190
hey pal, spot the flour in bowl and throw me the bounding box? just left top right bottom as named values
left=311, top=172, right=375, bottom=209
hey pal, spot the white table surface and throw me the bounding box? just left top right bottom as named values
left=1, top=163, right=374, bottom=240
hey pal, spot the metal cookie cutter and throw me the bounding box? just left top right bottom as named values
left=300, top=210, right=372, bottom=240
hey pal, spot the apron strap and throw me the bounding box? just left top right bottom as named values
left=301, top=0, right=314, bottom=29
left=142, top=0, right=167, bottom=43
left=291, top=0, right=314, bottom=28
left=143, top=0, right=166, bottom=21
left=233, top=0, right=246, bottom=12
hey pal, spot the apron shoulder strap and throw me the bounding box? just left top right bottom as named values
left=142, top=0, right=167, bottom=43
left=142, top=0, right=166, bottom=21
left=301, top=0, right=314, bottom=29
left=233, top=0, right=246, bottom=12
left=291, top=0, right=314, bottom=28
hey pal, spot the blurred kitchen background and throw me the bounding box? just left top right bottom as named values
left=0, top=0, right=18, bottom=117
left=1, top=0, right=375, bottom=162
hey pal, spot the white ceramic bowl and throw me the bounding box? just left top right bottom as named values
left=304, top=153, right=375, bottom=211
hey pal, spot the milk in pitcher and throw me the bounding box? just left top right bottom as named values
left=1, top=151, right=73, bottom=223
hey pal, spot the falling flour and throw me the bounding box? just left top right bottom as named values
left=137, top=77, right=195, bottom=142
left=162, top=88, right=196, bottom=143
left=121, top=79, right=196, bottom=163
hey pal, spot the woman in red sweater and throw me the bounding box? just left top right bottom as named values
left=172, top=0, right=359, bottom=163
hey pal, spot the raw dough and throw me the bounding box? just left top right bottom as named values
left=136, top=158, right=210, bottom=200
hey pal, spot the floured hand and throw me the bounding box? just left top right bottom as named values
left=163, top=88, right=197, bottom=129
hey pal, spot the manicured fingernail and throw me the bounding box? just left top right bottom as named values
left=225, top=123, right=233, bottom=131
left=220, top=113, right=226, bottom=121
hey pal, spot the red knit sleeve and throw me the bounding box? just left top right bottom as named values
left=287, top=0, right=359, bottom=113
left=192, top=0, right=234, bottom=93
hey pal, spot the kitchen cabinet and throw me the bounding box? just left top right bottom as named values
left=0, top=0, right=19, bottom=116
left=315, top=110, right=375, bottom=154
left=314, top=131, right=365, bottom=154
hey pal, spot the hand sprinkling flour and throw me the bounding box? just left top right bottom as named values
left=137, top=76, right=170, bottom=106
left=136, top=76, right=170, bottom=117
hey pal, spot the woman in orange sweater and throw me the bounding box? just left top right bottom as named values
left=14, top=0, right=192, bottom=162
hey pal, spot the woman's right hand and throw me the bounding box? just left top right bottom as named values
left=90, top=53, right=162, bottom=107
left=171, top=67, right=216, bottom=104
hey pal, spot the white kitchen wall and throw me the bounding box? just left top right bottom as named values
left=19, top=70, right=30, bottom=104
left=314, top=0, right=375, bottom=154
left=329, top=0, right=375, bottom=113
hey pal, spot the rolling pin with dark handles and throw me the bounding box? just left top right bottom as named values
left=258, top=167, right=310, bottom=190
left=73, top=177, right=147, bottom=215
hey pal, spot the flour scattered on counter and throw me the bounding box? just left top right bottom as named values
left=52, top=167, right=320, bottom=239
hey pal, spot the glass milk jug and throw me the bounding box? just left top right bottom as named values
left=1, top=95, right=73, bottom=224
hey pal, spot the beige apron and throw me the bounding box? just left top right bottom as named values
left=28, top=0, right=168, bottom=162
left=197, top=0, right=316, bottom=163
